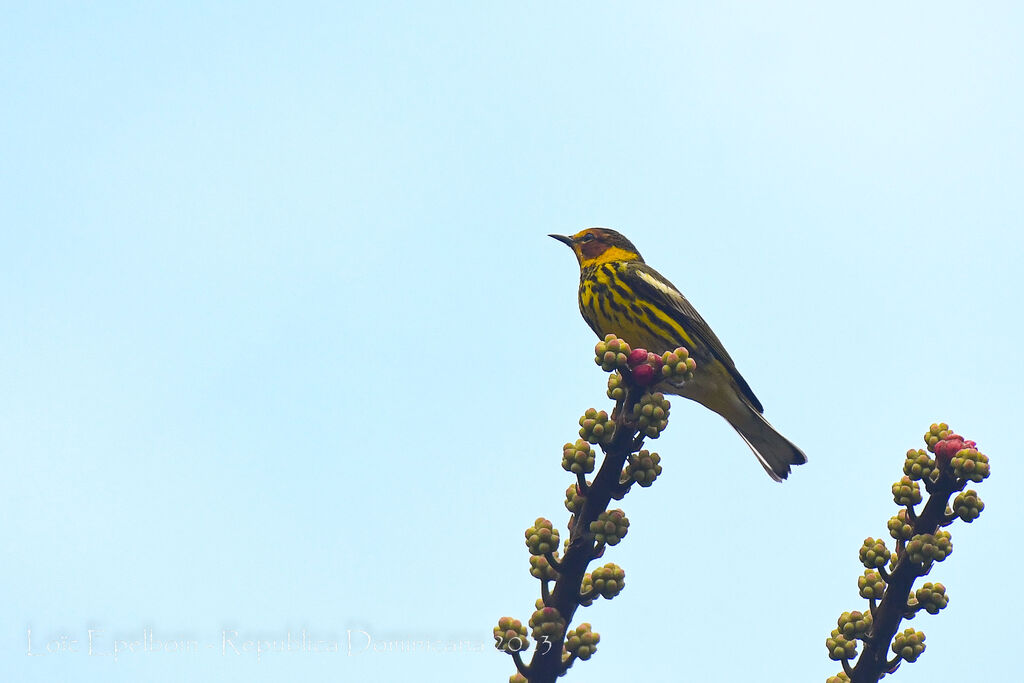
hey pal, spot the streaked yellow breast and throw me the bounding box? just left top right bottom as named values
left=578, top=263, right=697, bottom=354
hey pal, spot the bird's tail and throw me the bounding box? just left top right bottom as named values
left=724, top=403, right=807, bottom=482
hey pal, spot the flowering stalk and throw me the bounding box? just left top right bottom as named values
left=826, top=424, right=991, bottom=683
left=494, top=335, right=692, bottom=682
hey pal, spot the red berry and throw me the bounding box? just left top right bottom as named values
left=934, top=436, right=965, bottom=463
left=627, top=349, right=648, bottom=367
left=632, top=364, right=656, bottom=386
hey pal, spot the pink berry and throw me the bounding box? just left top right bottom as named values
left=934, top=436, right=965, bottom=463
left=632, top=364, right=656, bottom=386
left=627, top=349, right=648, bottom=367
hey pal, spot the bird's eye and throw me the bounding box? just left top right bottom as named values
left=580, top=233, right=596, bottom=243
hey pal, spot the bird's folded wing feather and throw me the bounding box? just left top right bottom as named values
left=625, top=263, right=765, bottom=413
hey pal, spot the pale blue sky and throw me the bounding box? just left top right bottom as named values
left=2, top=3, right=1021, bottom=682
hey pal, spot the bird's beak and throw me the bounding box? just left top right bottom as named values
left=549, top=234, right=574, bottom=247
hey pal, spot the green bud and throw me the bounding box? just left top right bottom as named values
left=590, top=509, right=629, bottom=546
left=859, top=537, right=891, bottom=569
left=659, top=347, right=696, bottom=382
left=905, top=531, right=952, bottom=566
left=826, top=673, right=851, bottom=683
left=583, top=562, right=625, bottom=601
left=562, top=439, right=596, bottom=475
left=826, top=629, right=858, bottom=661
left=594, top=335, right=631, bottom=371
left=951, top=448, right=990, bottom=483
left=837, top=610, right=872, bottom=640
left=914, top=582, right=948, bottom=615
left=904, top=449, right=935, bottom=481
left=606, top=372, right=626, bottom=400
left=493, top=617, right=529, bottom=653
left=625, top=450, right=662, bottom=487
left=631, top=392, right=671, bottom=439
left=529, top=555, right=559, bottom=581
left=579, top=408, right=615, bottom=444
left=564, top=623, right=600, bottom=661
left=924, top=422, right=952, bottom=452
left=528, top=606, right=565, bottom=641
left=953, top=489, right=984, bottom=523
left=525, top=518, right=560, bottom=556
left=892, top=476, right=922, bottom=507
left=565, top=483, right=585, bottom=514
left=887, top=509, right=914, bottom=542
left=858, top=570, right=886, bottom=600
left=891, top=627, right=926, bottom=663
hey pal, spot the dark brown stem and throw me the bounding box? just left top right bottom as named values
left=842, top=657, right=855, bottom=678
left=609, top=479, right=631, bottom=500
left=523, top=386, right=644, bottom=683
left=848, top=466, right=959, bottom=683
left=512, top=649, right=530, bottom=678
left=544, top=551, right=561, bottom=572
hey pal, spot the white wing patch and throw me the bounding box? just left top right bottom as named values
left=635, top=269, right=680, bottom=300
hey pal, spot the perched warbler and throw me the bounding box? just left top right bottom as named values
left=550, top=227, right=807, bottom=481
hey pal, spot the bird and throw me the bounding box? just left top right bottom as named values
left=550, top=227, right=807, bottom=481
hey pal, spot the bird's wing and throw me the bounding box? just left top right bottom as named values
left=624, top=262, right=764, bottom=413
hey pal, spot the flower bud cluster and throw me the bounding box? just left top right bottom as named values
left=606, top=372, right=625, bottom=401
left=826, top=629, right=858, bottom=661
left=631, top=392, right=671, bottom=438
left=493, top=617, right=528, bottom=652
left=858, top=570, right=886, bottom=600
left=594, top=335, right=631, bottom=372
left=625, top=450, right=662, bottom=487
left=579, top=408, right=614, bottom=444
left=564, top=483, right=584, bottom=514
left=564, top=623, right=600, bottom=661
left=924, top=422, right=953, bottom=451
left=660, top=347, right=696, bottom=381
left=887, top=510, right=914, bottom=542
left=951, top=448, right=990, bottom=482
left=892, top=476, right=922, bottom=507
left=913, top=582, right=948, bottom=615
left=903, top=449, right=935, bottom=481
left=952, top=490, right=984, bottom=523
left=581, top=563, right=625, bottom=603
left=905, top=531, right=952, bottom=567
left=528, top=606, right=565, bottom=641
left=562, top=439, right=595, bottom=475
left=590, top=509, right=629, bottom=546
left=891, top=628, right=926, bottom=662
left=837, top=610, right=872, bottom=640
left=529, top=555, right=558, bottom=581
left=859, top=538, right=891, bottom=569
left=525, top=518, right=560, bottom=556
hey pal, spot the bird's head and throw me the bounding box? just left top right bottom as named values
left=549, top=228, right=644, bottom=269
